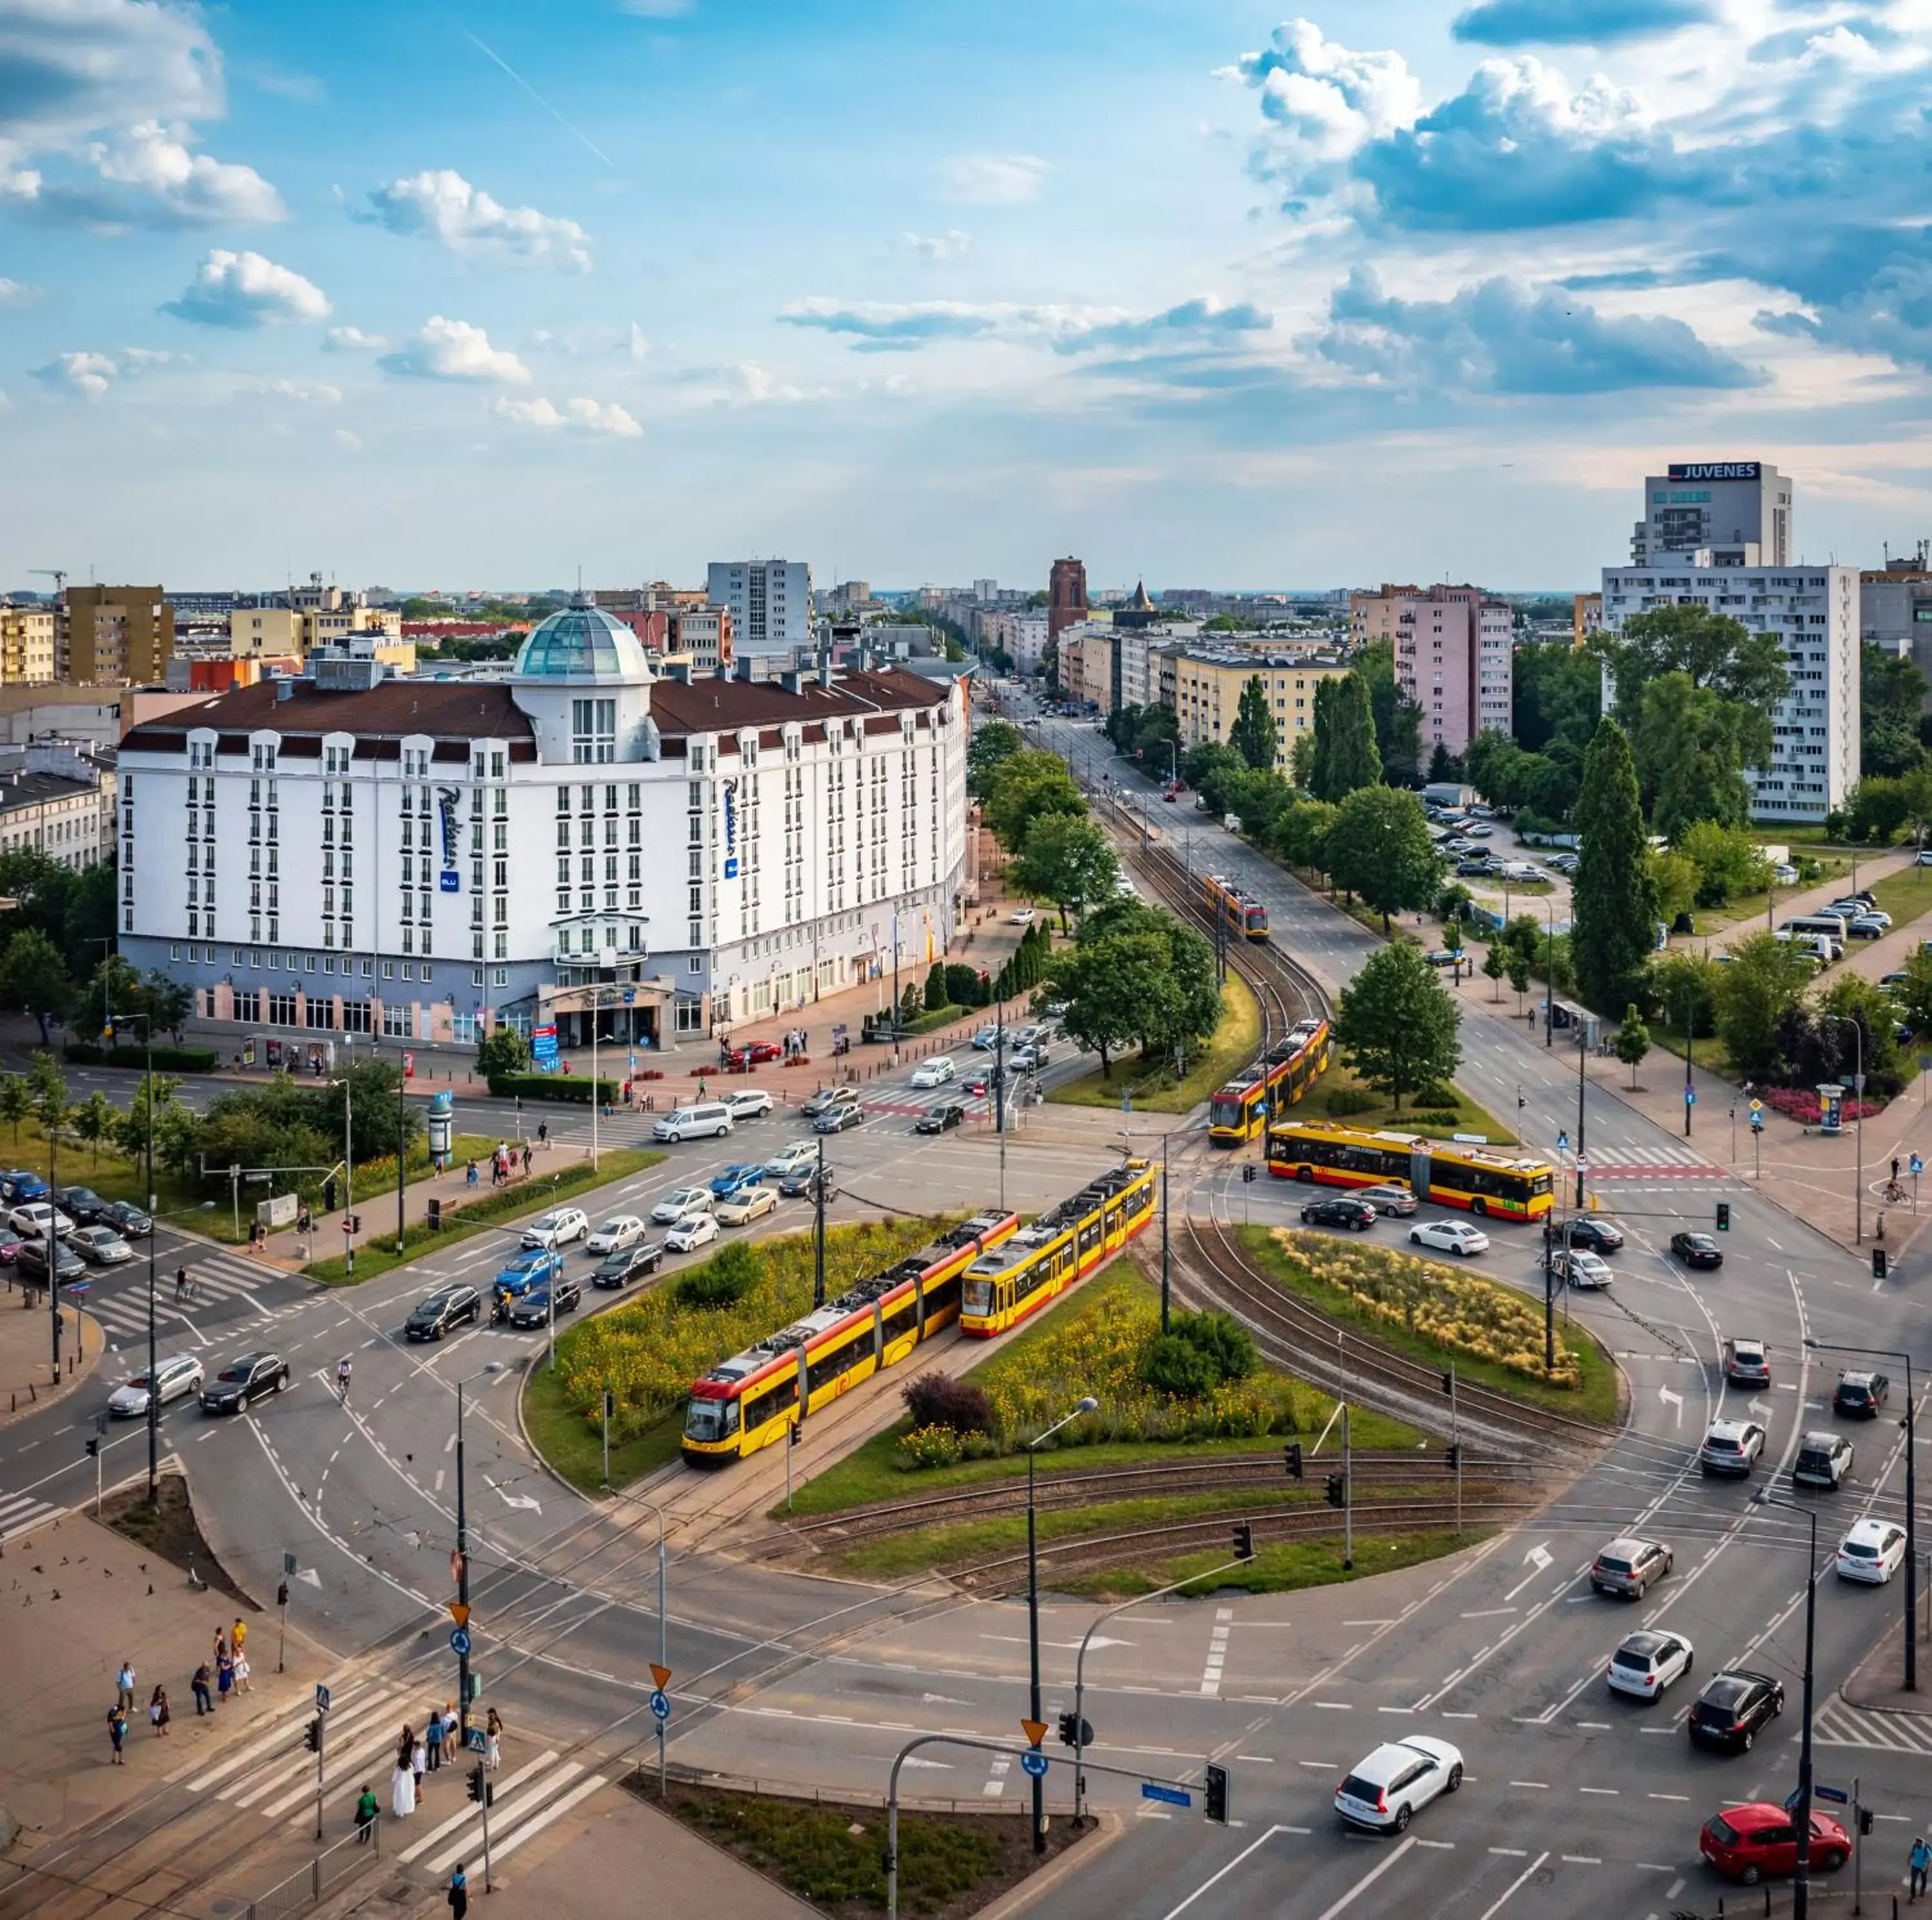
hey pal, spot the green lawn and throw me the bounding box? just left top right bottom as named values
left=522, top=1357, right=686, bottom=1493
left=1240, top=1224, right=1621, bottom=1424
left=1048, top=972, right=1260, bottom=1113
left=1310, top=1055, right=1518, bottom=1145
left=1056, top=1528, right=1470, bottom=1600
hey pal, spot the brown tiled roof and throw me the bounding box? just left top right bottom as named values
left=122, top=679, right=534, bottom=749
left=647, top=668, right=949, bottom=737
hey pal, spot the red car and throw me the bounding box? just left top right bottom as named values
left=1701, top=1805, right=1850, bottom=1885
left=724, top=1040, right=782, bottom=1067
left=0, top=1230, right=19, bottom=1265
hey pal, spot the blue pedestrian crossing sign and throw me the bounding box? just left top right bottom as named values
left=1685, top=1087, right=1697, bottom=1105
left=466, top=1726, right=487, bottom=1754
left=449, top=1627, right=472, bottom=1657
left=1555, top=1131, right=1569, bottom=1154
left=1020, top=1749, right=1048, bottom=1779
left=649, top=1689, right=670, bottom=1722
left=314, top=1683, right=331, bottom=1713
left=1913, top=1154, right=1925, bottom=1178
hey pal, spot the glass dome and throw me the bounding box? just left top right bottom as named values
left=515, top=595, right=655, bottom=681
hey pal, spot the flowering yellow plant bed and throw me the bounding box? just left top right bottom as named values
left=1269, top=1228, right=1581, bottom=1388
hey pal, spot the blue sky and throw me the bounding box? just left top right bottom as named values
left=3, top=0, right=1931, bottom=590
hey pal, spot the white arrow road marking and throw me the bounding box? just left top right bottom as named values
left=980, top=1634, right=1130, bottom=1650
left=1658, top=1384, right=1683, bottom=1427
left=922, top=1694, right=969, bottom=1706
left=1749, top=1397, right=1773, bottom=1421
left=296, top=1567, right=321, bottom=1588
left=900, top=1756, right=954, bottom=1769
left=1503, top=1543, right=1553, bottom=1602
left=485, top=1475, right=541, bottom=1512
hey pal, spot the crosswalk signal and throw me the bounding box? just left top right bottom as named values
left=427, top=1198, right=442, bottom=1231
left=1204, top=1763, right=1229, bottom=1825
left=1445, top=1444, right=1460, bottom=1471
left=1873, top=1247, right=1889, bottom=1281
left=1324, top=1473, right=1347, bottom=1510
left=277, top=1581, right=290, bottom=1609
left=1056, top=1711, right=1094, bottom=1747
left=1283, top=1442, right=1303, bottom=1480
left=1242, top=1163, right=1257, bottom=1184
left=85, top=1436, right=99, bottom=1458
left=304, top=1717, right=322, bottom=1754
left=1858, top=1805, right=1874, bottom=1836
left=467, top=1763, right=488, bottom=1805
left=1715, top=1201, right=1730, bottom=1232
left=1233, top=1521, right=1255, bottom=1560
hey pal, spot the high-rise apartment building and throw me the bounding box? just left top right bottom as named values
left=706, top=560, right=811, bottom=659
left=0, top=603, right=57, bottom=685
left=1364, top=584, right=1513, bottom=758
left=63, top=585, right=175, bottom=684
left=1048, top=558, right=1088, bottom=643
left=1349, top=585, right=1422, bottom=650
left=1631, top=460, right=1791, bottom=566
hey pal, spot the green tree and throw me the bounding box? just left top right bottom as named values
left=1049, top=932, right=1172, bottom=1080
left=1649, top=950, right=1720, bottom=1037
left=0, top=1075, right=29, bottom=1146
left=62, top=860, right=118, bottom=981
left=1313, top=673, right=1381, bottom=800
left=1354, top=641, right=1423, bottom=784
left=1482, top=941, right=1507, bottom=1002
left=1271, top=798, right=1336, bottom=874
left=1820, top=972, right=1904, bottom=1087
left=1512, top=639, right=1605, bottom=757
left=1426, top=742, right=1461, bottom=785
left=1506, top=947, right=1532, bottom=1013
left=924, top=961, right=949, bottom=1014
left=1714, top=932, right=1814, bottom=1082
left=1009, top=813, right=1119, bottom=932
left=1861, top=642, right=1928, bottom=779
left=674, top=1239, right=760, bottom=1309
left=1217, top=767, right=1294, bottom=841
left=1647, top=849, right=1700, bottom=926
left=71, top=1089, right=115, bottom=1166
left=477, top=1024, right=531, bottom=1080
left=1289, top=728, right=1318, bottom=791
left=1602, top=603, right=1793, bottom=717
left=140, top=970, right=194, bottom=1044
left=967, top=719, right=1027, bottom=798
left=1141, top=918, right=1223, bottom=1069
left=981, top=750, right=1086, bottom=854
left=1181, top=741, right=1246, bottom=813
left=0, top=928, right=74, bottom=1044
left=1891, top=945, right=1932, bottom=1040
left=26, top=1050, right=66, bottom=1139
left=1612, top=1004, right=1651, bottom=1089
left=1570, top=717, right=1657, bottom=1016
left=1332, top=943, right=1462, bottom=1111
left=1322, top=787, right=1444, bottom=934
left=1674, top=821, right=1772, bottom=905
left=1844, top=775, right=1913, bottom=845
left=1634, top=673, right=1757, bottom=835
left=1228, top=676, right=1280, bottom=773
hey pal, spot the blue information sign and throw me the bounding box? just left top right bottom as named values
left=439, top=872, right=460, bottom=894
left=314, top=1683, right=332, bottom=1713
left=1141, top=1783, right=1192, bottom=1808
left=1685, top=1087, right=1697, bottom=1105
left=1815, top=1785, right=1848, bottom=1805
left=649, top=1689, right=670, bottom=1722
left=1020, top=1750, right=1048, bottom=1780
left=466, top=1726, right=486, bottom=1754
left=449, top=1627, right=472, bottom=1657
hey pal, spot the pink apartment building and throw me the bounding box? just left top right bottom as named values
left=1353, top=583, right=1514, bottom=758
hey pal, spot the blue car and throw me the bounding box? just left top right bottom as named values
left=0, top=1170, right=50, bottom=1206
left=493, top=1248, right=562, bottom=1320
left=710, top=1162, right=767, bottom=1200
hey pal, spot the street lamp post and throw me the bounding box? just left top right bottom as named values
left=1821, top=1013, right=1866, bottom=1243
left=1806, top=1338, right=1916, bottom=1689
left=607, top=1489, right=672, bottom=1800
left=1753, top=1489, right=1820, bottom=1917
left=1683, top=985, right=1695, bottom=1138
left=1027, top=1397, right=1097, bottom=1854
left=454, top=1360, right=506, bottom=1757
left=109, top=1012, right=160, bottom=1505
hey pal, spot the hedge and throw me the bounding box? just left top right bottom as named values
left=64, top=1042, right=220, bottom=1073
left=486, top=1071, right=621, bottom=1104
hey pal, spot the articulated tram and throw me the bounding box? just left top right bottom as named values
left=1204, top=873, right=1270, bottom=941
left=959, top=1160, right=1159, bottom=1337
left=1267, top=1119, right=1554, bottom=1221
left=1208, top=1017, right=1332, bottom=1147
left=681, top=1210, right=1019, bottom=1464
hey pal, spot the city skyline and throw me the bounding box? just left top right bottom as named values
left=3, top=0, right=1931, bottom=584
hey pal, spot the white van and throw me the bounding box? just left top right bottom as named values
left=652, top=1102, right=735, bottom=1144
left=1500, top=861, right=1540, bottom=881
left=1784, top=914, right=1849, bottom=949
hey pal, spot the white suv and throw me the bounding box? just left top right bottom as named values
left=723, top=1087, right=773, bottom=1120
left=1333, top=1737, right=1463, bottom=1832
left=522, top=1207, right=589, bottom=1250
left=1837, top=1518, right=1907, bottom=1583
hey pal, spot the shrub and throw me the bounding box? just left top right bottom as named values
left=64, top=1042, right=218, bottom=1073
left=672, top=1240, right=760, bottom=1310
left=1140, top=1333, right=1222, bottom=1398
left=1322, top=1087, right=1379, bottom=1118
left=1173, top=1310, right=1257, bottom=1382
left=486, top=1071, right=620, bottom=1104
left=895, top=1424, right=967, bottom=1471
left=902, top=1371, right=995, bottom=1435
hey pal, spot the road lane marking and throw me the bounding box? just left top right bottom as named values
left=1159, top=1823, right=1304, bottom=1920
left=1309, top=1836, right=1419, bottom=1920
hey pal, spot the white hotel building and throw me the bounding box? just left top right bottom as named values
left=1598, top=561, right=1859, bottom=822
left=117, top=601, right=970, bottom=1052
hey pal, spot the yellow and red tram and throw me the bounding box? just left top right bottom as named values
left=1204, top=873, right=1269, bottom=941
left=1208, top=1017, right=1331, bottom=1147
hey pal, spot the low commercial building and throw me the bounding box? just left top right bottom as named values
left=1861, top=551, right=1932, bottom=694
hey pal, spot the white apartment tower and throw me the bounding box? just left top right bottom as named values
left=707, top=560, right=812, bottom=660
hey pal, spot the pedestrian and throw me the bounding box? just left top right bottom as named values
left=107, top=1703, right=127, bottom=1764
left=396, top=1723, right=415, bottom=1772
left=116, top=1660, right=135, bottom=1711
left=1913, top=1835, right=1931, bottom=1899
left=213, top=1628, right=227, bottom=1666
left=191, top=1663, right=212, bottom=1715
left=520, top=1143, right=532, bottom=1176
left=448, top=1863, right=469, bottom=1920
left=696, top=1075, right=706, bottom=1100
left=216, top=1648, right=234, bottom=1702
left=390, top=1759, right=414, bottom=1822
left=1894, top=1156, right=1903, bottom=1184
left=537, top=1120, right=547, bottom=1148
left=412, top=1733, right=426, bottom=1804
left=485, top=1707, right=502, bottom=1771
left=426, top=1704, right=444, bottom=1771
left=466, top=1160, right=478, bottom=1187
left=234, top=1648, right=252, bottom=1694
left=355, top=1784, right=379, bottom=1845
left=230, top=1614, right=248, bottom=1656
left=149, top=1685, right=170, bottom=1736
left=442, top=1703, right=459, bottom=1764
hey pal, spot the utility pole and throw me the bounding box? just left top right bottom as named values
left=395, top=1049, right=408, bottom=1254
left=993, top=1003, right=1008, bottom=1212
left=812, top=1134, right=828, bottom=1308
left=1159, top=1136, right=1171, bottom=1335
left=1447, top=1366, right=1461, bottom=1536
left=1341, top=1401, right=1353, bottom=1573
left=1574, top=1020, right=1587, bottom=1209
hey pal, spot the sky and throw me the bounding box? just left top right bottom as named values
left=3, top=0, right=1932, bottom=592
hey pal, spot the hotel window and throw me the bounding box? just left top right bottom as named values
left=572, top=698, right=617, bottom=764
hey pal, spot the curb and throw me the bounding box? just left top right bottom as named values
left=511, top=1353, right=592, bottom=1509
left=1838, top=1615, right=1932, bottom=1718
left=976, top=1811, right=1123, bottom=1920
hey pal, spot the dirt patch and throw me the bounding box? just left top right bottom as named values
left=629, top=1774, right=1086, bottom=1919
left=101, top=1470, right=257, bottom=1612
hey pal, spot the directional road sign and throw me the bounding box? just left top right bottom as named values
left=649, top=1689, right=670, bottom=1722
left=314, top=1683, right=332, bottom=1713
left=1020, top=1751, right=1048, bottom=1780
left=449, top=1627, right=472, bottom=1657
left=1815, top=1785, right=1849, bottom=1805
left=1141, top=1783, right=1191, bottom=1807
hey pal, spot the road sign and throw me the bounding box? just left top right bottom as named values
left=1914, top=1154, right=1926, bottom=1178
left=1556, top=1130, right=1569, bottom=1154
left=1752, top=1113, right=1764, bottom=1133
left=466, top=1726, right=487, bottom=1754
left=1020, top=1751, right=1048, bottom=1780
left=1750, top=1098, right=1763, bottom=1114
left=314, top=1683, right=332, bottom=1713
left=449, top=1627, right=472, bottom=1657
left=284, top=1551, right=299, bottom=1576
left=649, top=1689, right=670, bottom=1722
left=450, top=1603, right=470, bottom=1628
left=649, top=1663, right=672, bottom=1690
left=1815, top=1785, right=1849, bottom=1805
left=1141, top=1783, right=1192, bottom=1808
left=1021, top=1718, right=1048, bottom=1747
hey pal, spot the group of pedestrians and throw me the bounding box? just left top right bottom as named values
left=368, top=1704, right=503, bottom=1827
left=107, top=1620, right=253, bottom=1763
left=482, top=1141, right=532, bottom=1187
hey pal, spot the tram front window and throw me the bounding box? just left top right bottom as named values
left=1209, top=1095, right=1245, bottom=1131
left=963, top=1277, right=994, bottom=1317
left=684, top=1399, right=726, bottom=1442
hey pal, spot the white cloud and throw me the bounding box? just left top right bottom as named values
left=31, top=347, right=173, bottom=399
left=9, top=122, right=284, bottom=229
left=380, top=317, right=531, bottom=384
left=361, top=170, right=592, bottom=270
left=258, top=379, right=343, bottom=405
left=900, top=229, right=971, bottom=262
left=779, top=293, right=1273, bottom=354
left=332, top=429, right=361, bottom=451
left=0, top=276, right=39, bottom=305
left=163, top=250, right=329, bottom=328
left=626, top=321, right=649, bottom=361
left=491, top=394, right=642, bottom=437
left=325, top=325, right=391, bottom=353
left=942, top=154, right=1048, bottom=205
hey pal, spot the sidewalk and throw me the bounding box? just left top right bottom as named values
left=1841, top=1608, right=1932, bottom=1715
left=0, top=1275, right=102, bottom=1424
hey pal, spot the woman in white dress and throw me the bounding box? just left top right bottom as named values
left=390, top=1761, right=414, bottom=1821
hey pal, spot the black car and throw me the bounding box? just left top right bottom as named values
left=1671, top=1230, right=1723, bottom=1268
left=509, top=1277, right=582, bottom=1328
left=813, top=1104, right=866, bottom=1134
left=778, top=1167, right=837, bottom=1201
left=1687, top=1670, right=1785, bottom=1752
left=404, top=1285, right=483, bottom=1341
left=1544, top=1216, right=1625, bottom=1254
left=97, top=1200, right=153, bottom=1238
left=200, top=1351, right=290, bottom=1414
left=56, top=1185, right=108, bottom=1225
left=1833, top=1369, right=1890, bottom=1418
left=801, top=1087, right=858, bottom=1119
left=1301, top=1194, right=1378, bottom=1231
left=592, top=1242, right=664, bottom=1289
left=915, top=1100, right=969, bottom=1135
left=20, top=1238, right=86, bottom=1285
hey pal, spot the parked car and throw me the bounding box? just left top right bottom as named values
left=1356, top=1183, right=1417, bottom=1217
left=915, top=1100, right=969, bottom=1134
left=1832, top=1369, right=1889, bottom=1417
left=405, top=1285, right=483, bottom=1341
left=1545, top=1216, right=1624, bottom=1253
left=717, top=1185, right=780, bottom=1227
left=1700, top=1418, right=1767, bottom=1477
left=1333, top=1737, right=1463, bottom=1832
left=652, top=1188, right=714, bottom=1225
left=1591, top=1536, right=1672, bottom=1599
left=665, top=1213, right=720, bottom=1254
left=1410, top=1219, right=1488, bottom=1256
left=762, top=1141, right=819, bottom=1180
left=8, top=1201, right=74, bottom=1241
left=0, top=1171, right=49, bottom=1206
left=592, top=1241, right=664, bottom=1289
left=709, top=1163, right=768, bottom=1200
left=1724, top=1337, right=1771, bottom=1387
left=19, top=1239, right=85, bottom=1285
left=723, top=1087, right=773, bottom=1121
left=1671, top=1229, right=1723, bottom=1268
left=1422, top=949, right=1463, bottom=969
left=910, top=1055, right=957, bottom=1089
left=1554, top=1247, right=1613, bottom=1290
left=1008, top=907, right=1037, bottom=925
left=108, top=1354, right=204, bottom=1418
left=520, top=1207, right=589, bottom=1250
left=1687, top=1670, right=1784, bottom=1751
left=801, top=1086, right=859, bottom=1120
left=97, top=1200, right=153, bottom=1238
left=586, top=1215, right=647, bottom=1255
left=1701, top=1804, right=1849, bottom=1883
left=200, top=1351, right=290, bottom=1415
left=1792, top=1431, right=1853, bottom=1489
left=509, top=1277, right=583, bottom=1329
left=55, top=1186, right=108, bottom=1225
left=778, top=1166, right=837, bottom=1201
left=68, top=1225, right=133, bottom=1265
left=1836, top=1517, right=1908, bottom=1583
left=1302, top=1194, right=1378, bottom=1231
left=814, top=1103, right=867, bottom=1134
left=1606, top=1629, right=1692, bottom=1700
left=1848, top=915, right=1889, bottom=939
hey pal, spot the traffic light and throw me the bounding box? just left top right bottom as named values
left=1283, top=1442, right=1303, bottom=1480
left=304, top=1717, right=322, bottom=1754
left=1242, top=1163, right=1256, bottom=1184
left=1858, top=1806, right=1874, bottom=1836
left=467, top=1764, right=488, bottom=1805
left=1445, top=1444, right=1460, bottom=1472
left=1233, top=1521, right=1255, bottom=1561
left=1441, top=1371, right=1454, bottom=1394
left=1204, top=1763, right=1229, bottom=1825
left=1874, top=1247, right=1889, bottom=1281
left=1056, top=1711, right=1094, bottom=1747
left=1324, top=1473, right=1347, bottom=1510
left=85, top=1437, right=99, bottom=1458
left=348, top=1213, right=361, bottom=1235
left=1716, top=1200, right=1731, bottom=1232
left=323, top=1176, right=337, bottom=1214
left=276, top=1581, right=290, bottom=1609
left=427, top=1198, right=442, bottom=1231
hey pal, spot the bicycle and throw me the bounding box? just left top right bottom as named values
left=336, top=1362, right=352, bottom=1406
left=1884, top=1180, right=1906, bottom=1205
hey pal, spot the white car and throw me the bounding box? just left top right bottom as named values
left=585, top=1215, right=646, bottom=1255
left=763, top=1141, right=818, bottom=1180
left=723, top=1087, right=773, bottom=1120
left=107, top=1354, right=204, bottom=1418
left=522, top=1207, right=589, bottom=1250
left=1560, top=1248, right=1614, bottom=1290
left=652, top=1188, right=714, bottom=1225
left=910, top=1055, right=957, bottom=1089
left=1606, top=1628, right=1693, bottom=1699
left=1334, top=1736, right=1463, bottom=1832
left=665, top=1212, right=719, bottom=1254
left=70, top=1225, right=134, bottom=1265
left=715, top=1186, right=779, bottom=1227
left=9, top=1202, right=74, bottom=1241
left=1410, top=1219, right=1490, bottom=1257
left=1009, top=907, right=1037, bottom=925
left=1837, top=1518, right=1908, bottom=1584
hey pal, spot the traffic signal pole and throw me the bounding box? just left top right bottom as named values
left=1341, top=1402, right=1353, bottom=1573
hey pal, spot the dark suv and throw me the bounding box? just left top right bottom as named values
left=1687, top=1670, right=1785, bottom=1752
left=592, top=1241, right=663, bottom=1290
left=200, top=1352, right=290, bottom=1415
left=1833, top=1369, right=1889, bottom=1418
left=404, top=1285, right=483, bottom=1341
left=1544, top=1217, right=1624, bottom=1254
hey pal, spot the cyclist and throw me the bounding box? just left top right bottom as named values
left=336, top=1356, right=353, bottom=1404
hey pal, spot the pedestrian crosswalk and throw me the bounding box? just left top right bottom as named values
left=1584, top=1144, right=1728, bottom=1181
left=178, top=1682, right=607, bottom=1866
left=1814, top=1699, right=1932, bottom=1757
left=83, top=1249, right=284, bottom=1350
left=0, top=1487, right=68, bottom=1544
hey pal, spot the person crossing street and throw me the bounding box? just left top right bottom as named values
left=1911, top=1834, right=1931, bottom=1899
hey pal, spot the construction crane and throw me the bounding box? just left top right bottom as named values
left=29, top=569, right=67, bottom=598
